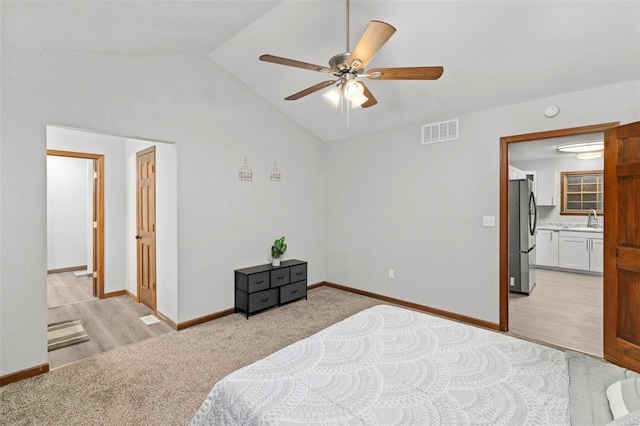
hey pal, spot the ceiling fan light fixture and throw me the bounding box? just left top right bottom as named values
left=344, top=80, right=364, bottom=101
left=350, top=94, right=368, bottom=108
left=323, top=87, right=342, bottom=107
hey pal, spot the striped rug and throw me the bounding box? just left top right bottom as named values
left=47, top=319, right=89, bottom=352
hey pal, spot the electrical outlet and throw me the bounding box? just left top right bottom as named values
left=388, top=269, right=395, bottom=279
left=483, top=216, right=496, bottom=227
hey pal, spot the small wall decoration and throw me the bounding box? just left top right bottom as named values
left=239, top=157, right=253, bottom=181
left=270, top=161, right=281, bottom=182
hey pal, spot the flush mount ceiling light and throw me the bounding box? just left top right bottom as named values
left=576, top=151, right=604, bottom=160
left=556, top=140, right=604, bottom=153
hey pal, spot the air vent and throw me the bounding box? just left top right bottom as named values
left=422, top=119, right=459, bottom=144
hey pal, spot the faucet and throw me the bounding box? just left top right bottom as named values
left=587, top=209, right=598, bottom=228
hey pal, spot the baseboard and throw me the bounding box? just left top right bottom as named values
left=103, top=290, right=127, bottom=299
left=47, top=265, right=87, bottom=274
left=177, top=308, right=236, bottom=331
left=176, top=281, right=328, bottom=330
left=125, top=290, right=138, bottom=302
left=0, top=363, right=49, bottom=387
left=307, top=282, right=325, bottom=291
left=155, top=310, right=178, bottom=330
left=169, top=279, right=498, bottom=332
left=318, top=281, right=500, bottom=331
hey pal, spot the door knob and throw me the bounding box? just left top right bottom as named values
left=135, top=235, right=142, bottom=240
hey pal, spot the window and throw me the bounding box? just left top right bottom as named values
left=560, top=170, right=603, bottom=215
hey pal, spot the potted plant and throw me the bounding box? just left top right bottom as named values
left=271, top=236, right=287, bottom=266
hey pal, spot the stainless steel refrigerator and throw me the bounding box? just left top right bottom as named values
left=509, top=178, right=537, bottom=294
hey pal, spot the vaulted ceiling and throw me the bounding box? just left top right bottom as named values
left=3, top=1, right=639, bottom=141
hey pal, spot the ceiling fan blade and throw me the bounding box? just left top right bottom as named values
left=284, top=80, right=337, bottom=101
left=259, top=54, right=334, bottom=74
left=360, top=82, right=378, bottom=108
left=348, top=21, right=396, bottom=70
left=366, top=66, right=444, bottom=80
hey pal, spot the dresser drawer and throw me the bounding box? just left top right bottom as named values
left=235, top=271, right=269, bottom=293
left=270, top=269, right=290, bottom=288
left=249, top=288, right=278, bottom=313
left=290, top=264, right=307, bottom=282
left=280, top=280, right=307, bottom=304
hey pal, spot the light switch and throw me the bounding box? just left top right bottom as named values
left=483, top=216, right=496, bottom=227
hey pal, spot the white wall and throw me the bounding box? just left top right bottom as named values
left=46, top=156, right=90, bottom=270
left=324, top=80, right=639, bottom=324
left=0, top=48, right=326, bottom=376
left=511, top=156, right=604, bottom=224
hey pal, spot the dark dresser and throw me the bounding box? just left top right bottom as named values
left=234, top=259, right=307, bottom=318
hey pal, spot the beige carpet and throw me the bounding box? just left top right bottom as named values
left=1, top=287, right=383, bottom=425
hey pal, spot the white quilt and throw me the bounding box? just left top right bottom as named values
left=191, top=305, right=570, bottom=425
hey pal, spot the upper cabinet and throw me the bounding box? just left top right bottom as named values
left=536, top=170, right=557, bottom=206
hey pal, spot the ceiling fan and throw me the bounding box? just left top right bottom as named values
left=258, top=1, right=444, bottom=108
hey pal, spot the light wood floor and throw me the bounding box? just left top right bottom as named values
left=47, top=273, right=174, bottom=369
left=47, top=271, right=95, bottom=308
left=509, top=268, right=603, bottom=356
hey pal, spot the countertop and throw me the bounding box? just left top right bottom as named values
left=537, top=222, right=603, bottom=233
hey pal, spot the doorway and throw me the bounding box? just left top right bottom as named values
left=499, top=122, right=618, bottom=353
left=47, top=150, right=105, bottom=299
left=45, top=126, right=178, bottom=369
left=507, top=134, right=605, bottom=355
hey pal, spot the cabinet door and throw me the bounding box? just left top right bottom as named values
left=558, top=236, right=589, bottom=270
left=535, top=230, right=552, bottom=266
left=590, top=238, right=604, bottom=273
left=536, top=170, right=557, bottom=206
left=536, top=230, right=559, bottom=267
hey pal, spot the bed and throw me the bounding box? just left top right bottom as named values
left=191, top=305, right=639, bottom=425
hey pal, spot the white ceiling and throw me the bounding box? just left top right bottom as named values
left=2, top=1, right=639, bottom=142
left=509, top=132, right=604, bottom=162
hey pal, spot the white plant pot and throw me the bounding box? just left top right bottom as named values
left=272, top=258, right=281, bottom=267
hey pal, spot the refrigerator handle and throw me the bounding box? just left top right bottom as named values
left=529, top=192, right=537, bottom=235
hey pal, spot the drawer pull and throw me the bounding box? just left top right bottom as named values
left=261, top=297, right=269, bottom=302
left=290, top=289, right=298, bottom=294
left=276, top=275, right=285, bottom=279
left=295, top=272, right=302, bottom=276
left=254, top=280, right=264, bottom=284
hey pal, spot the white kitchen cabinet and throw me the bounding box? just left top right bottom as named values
left=589, top=237, right=604, bottom=273
left=558, top=234, right=589, bottom=270
left=509, top=165, right=522, bottom=180
left=558, top=231, right=603, bottom=272
left=535, top=229, right=559, bottom=267
left=536, top=170, right=557, bottom=206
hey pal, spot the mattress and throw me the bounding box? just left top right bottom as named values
left=191, top=305, right=570, bottom=425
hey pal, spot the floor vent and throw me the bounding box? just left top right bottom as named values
left=422, top=119, right=459, bottom=144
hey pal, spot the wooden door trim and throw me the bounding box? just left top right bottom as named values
left=499, top=122, right=619, bottom=331
left=47, top=149, right=105, bottom=298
